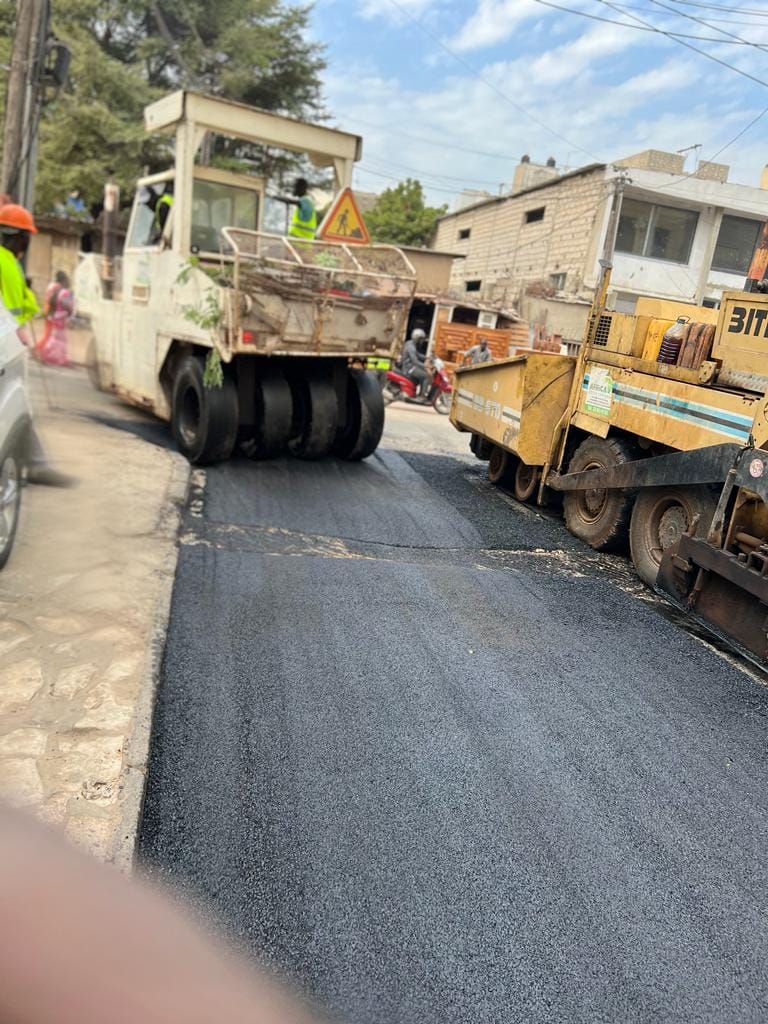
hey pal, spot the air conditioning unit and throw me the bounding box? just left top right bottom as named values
left=477, top=311, right=497, bottom=329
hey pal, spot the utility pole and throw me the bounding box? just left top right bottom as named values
left=17, top=0, right=50, bottom=211
left=1, top=0, right=38, bottom=198
left=1, top=0, right=55, bottom=208
left=601, top=167, right=631, bottom=267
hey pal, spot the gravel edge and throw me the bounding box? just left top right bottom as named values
left=108, top=455, right=190, bottom=873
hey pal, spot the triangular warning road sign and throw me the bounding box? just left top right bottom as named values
left=317, top=187, right=371, bottom=245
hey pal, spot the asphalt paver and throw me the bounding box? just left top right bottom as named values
left=139, top=440, right=768, bottom=1024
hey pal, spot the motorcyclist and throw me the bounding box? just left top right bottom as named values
left=401, top=327, right=430, bottom=398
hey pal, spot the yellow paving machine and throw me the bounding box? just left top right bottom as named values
left=450, top=223, right=768, bottom=666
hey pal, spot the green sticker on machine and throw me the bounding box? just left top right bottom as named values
left=584, top=367, right=613, bottom=416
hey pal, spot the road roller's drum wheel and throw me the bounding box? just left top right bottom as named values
left=513, top=461, right=539, bottom=503
left=248, top=367, right=293, bottom=458
left=289, top=372, right=339, bottom=460
left=487, top=446, right=517, bottom=486
left=334, top=369, right=385, bottom=461
left=629, top=485, right=717, bottom=588
left=562, top=435, right=637, bottom=552
left=171, top=355, right=238, bottom=465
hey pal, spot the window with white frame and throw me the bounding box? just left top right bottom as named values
left=616, top=198, right=698, bottom=264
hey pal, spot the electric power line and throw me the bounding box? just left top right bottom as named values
left=337, top=112, right=519, bottom=161
left=664, top=0, right=768, bottom=14
left=613, top=0, right=768, bottom=24
left=386, top=0, right=604, bottom=161
left=357, top=164, right=469, bottom=196
left=532, top=0, right=768, bottom=43
left=593, top=0, right=768, bottom=86
left=640, top=98, right=768, bottom=191
left=646, top=0, right=768, bottom=50
left=362, top=153, right=506, bottom=188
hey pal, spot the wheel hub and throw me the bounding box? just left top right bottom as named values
left=584, top=486, right=607, bottom=516
left=658, top=505, right=688, bottom=550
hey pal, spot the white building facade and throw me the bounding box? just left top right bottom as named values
left=431, top=150, right=768, bottom=346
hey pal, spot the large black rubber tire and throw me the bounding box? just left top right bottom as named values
left=289, top=373, right=339, bottom=460
left=0, top=450, right=22, bottom=570
left=171, top=355, right=238, bottom=465
left=629, top=484, right=718, bottom=588
left=470, top=434, right=493, bottom=461
left=562, top=435, right=638, bottom=552
left=487, top=446, right=517, bottom=486
left=513, top=461, right=540, bottom=503
left=249, top=367, right=293, bottom=459
left=334, top=370, right=385, bottom=461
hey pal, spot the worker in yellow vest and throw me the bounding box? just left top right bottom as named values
left=0, top=203, right=40, bottom=331
left=276, top=177, right=317, bottom=241
left=0, top=203, right=72, bottom=486
left=150, top=184, right=174, bottom=244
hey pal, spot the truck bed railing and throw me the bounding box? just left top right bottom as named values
left=221, top=228, right=417, bottom=300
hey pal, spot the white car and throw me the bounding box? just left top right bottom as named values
left=0, top=302, right=32, bottom=568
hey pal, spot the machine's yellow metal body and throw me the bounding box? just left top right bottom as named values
left=453, top=354, right=574, bottom=466
left=451, top=289, right=768, bottom=472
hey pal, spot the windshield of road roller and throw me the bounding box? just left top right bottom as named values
left=126, top=167, right=263, bottom=256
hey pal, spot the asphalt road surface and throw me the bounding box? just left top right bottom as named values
left=139, top=407, right=768, bottom=1024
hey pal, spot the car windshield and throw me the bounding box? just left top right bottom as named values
left=191, top=180, right=259, bottom=253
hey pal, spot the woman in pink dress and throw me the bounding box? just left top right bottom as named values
left=37, top=270, right=73, bottom=366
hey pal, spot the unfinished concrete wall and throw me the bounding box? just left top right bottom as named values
left=432, top=166, right=607, bottom=307
left=614, top=149, right=685, bottom=174
left=518, top=294, right=591, bottom=344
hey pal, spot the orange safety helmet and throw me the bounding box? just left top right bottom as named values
left=0, top=203, right=38, bottom=234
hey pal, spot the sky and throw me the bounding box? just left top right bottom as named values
left=308, top=0, right=768, bottom=207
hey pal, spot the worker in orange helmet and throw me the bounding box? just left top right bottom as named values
left=0, top=203, right=40, bottom=332
left=0, top=202, right=72, bottom=486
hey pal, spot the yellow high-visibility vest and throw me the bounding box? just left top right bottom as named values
left=153, top=193, right=173, bottom=236
left=289, top=198, right=317, bottom=240
left=0, top=244, right=39, bottom=324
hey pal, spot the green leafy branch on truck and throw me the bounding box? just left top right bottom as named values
left=177, top=270, right=225, bottom=389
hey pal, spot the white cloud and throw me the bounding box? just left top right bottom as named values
left=527, top=22, right=635, bottom=86
left=449, top=0, right=543, bottom=51
left=323, top=8, right=768, bottom=203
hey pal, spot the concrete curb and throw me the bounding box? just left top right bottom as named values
left=108, top=455, right=191, bottom=873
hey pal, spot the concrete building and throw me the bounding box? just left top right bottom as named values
left=431, top=150, right=768, bottom=347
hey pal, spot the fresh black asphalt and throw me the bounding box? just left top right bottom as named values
left=139, top=443, right=768, bottom=1024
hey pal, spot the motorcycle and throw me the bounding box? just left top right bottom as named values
left=382, top=357, right=452, bottom=415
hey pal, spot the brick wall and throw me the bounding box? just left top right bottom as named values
left=432, top=166, right=607, bottom=306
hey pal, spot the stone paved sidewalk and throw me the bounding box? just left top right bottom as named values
left=0, top=365, right=188, bottom=866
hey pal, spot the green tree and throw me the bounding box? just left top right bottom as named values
left=35, top=30, right=162, bottom=213
left=365, top=178, right=447, bottom=248
left=29, top=0, right=326, bottom=211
